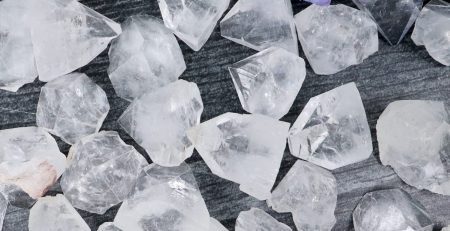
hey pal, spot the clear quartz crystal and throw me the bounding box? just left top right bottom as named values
left=235, top=208, right=292, bottom=231
left=98, top=222, right=122, bottom=231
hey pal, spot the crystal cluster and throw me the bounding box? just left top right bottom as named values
left=98, top=222, right=122, bottom=231
left=235, top=208, right=291, bottom=231
left=210, top=218, right=227, bottom=231
left=229, top=47, right=306, bottom=119
left=187, top=113, right=289, bottom=200
left=295, top=4, right=378, bottom=75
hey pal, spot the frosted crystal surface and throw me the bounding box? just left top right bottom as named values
left=235, top=208, right=291, bottom=231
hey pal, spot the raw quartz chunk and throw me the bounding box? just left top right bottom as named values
left=209, top=218, right=227, bottom=231
left=61, top=131, right=148, bottom=214
left=220, top=0, right=298, bottom=54
left=98, top=222, right=122, bottom=231
left=187, top=113, right=290, bottom=200
left=108, top=15, right=186, bottom=101
left=235, top=208, right=291, bottom=231
left=295, top=4, right=378, bottom=75
left=118, top=80, right=203, bottom=167
left=0, top=127, right=66, bottom=199
left=229, top=47, right=306, bottom=119
left=157, top=0, right=230, bottom=51
left=114, top=163, right=210, bottom=231
left=36, top=73, right=110, bottom=145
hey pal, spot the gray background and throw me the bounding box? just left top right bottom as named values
left=1, top=0, right=450, bottom=230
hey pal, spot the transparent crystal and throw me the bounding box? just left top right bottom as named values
left=0, top=184, right=36, bottom=209
left=209, top=218, right=227, bottom=231
left=235, top=208, right=291, bottom=231
left=98, top=222, right=122, bottom=231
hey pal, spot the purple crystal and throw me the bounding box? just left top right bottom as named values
left=305, top=0, right=331, bottom=6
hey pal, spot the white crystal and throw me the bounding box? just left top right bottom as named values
left=0, top=192, right=6, bottom=230
left=114, top=163, right=210, bottom=231
left=37, top=72, right=110, bottom=145
left=118, top=80, right=203, bottom=167
left=187, top=113, right=289, bottom=200
left=229, top=47, right=306, bottom=119
left=108, top=15, right=186, bottom=101
left=98, top=222, right=122, bottom=231
left=235, top=208, right=291, bottom=231
left=295, top=4, right=378, bottom=75
left=268, top=160, right=337, bottom=231
left=61, top=131, right=147, bottom=214
left=210, top=218, right=227, bottom=231
left=29, top=0, right=121, bottom=81
left=288, top=83, right=373, bottom=170
left=0, top=127, right=66, bottom=199
left=353, top=189, right=433, bottom=231
left=221, top=0, right=298, bottom=54
left=377, top=100, right=450, bottom=195
left=158, top=0, right=230, bottom=51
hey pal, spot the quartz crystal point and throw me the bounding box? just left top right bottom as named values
left=187, top=113, right=289, bottom=200
left=98, top=222, right=122, bottom=231
left=37, top=73, right=110, bottom=145
left=353, top=0, right=422, bottom=45
left=29, top=194, right=90, bottom=231
left=229, top=47, right=306, bottom=119
left=108, top=15, right=186, bottom=101
left=157, top=0, right=230, bottom=51
left=411, top=0, right=450, bottom=66
left=305, top=0, right=331, bottom=6
left=268, top=160, right=337, bottom=231
left=235, top=208, right=292, bottom=231
left=289, top=83, right=373, bottom=170
left=114, top=163, right=210, bottom=231
left=377, top=100, right=450, bottom=195
left=29, top=0, right=121, bottom=81
left=118, top=80, right=203, bottom=167
left=0, top=192, right=6, bottom=230
left=0, top=127, right=66, bottom=199
left=295, top=4, right=378, bottom=75
left=61, top=131, right=148, bottom=214
left=210, top=218, right=227, bottom=231
left=221, top=0, right=298, bottom=54
left=353, top=189, right=433, bottom=231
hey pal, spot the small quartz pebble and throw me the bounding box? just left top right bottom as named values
left=353, top=189, right=433, bottom=231
left=235, top=208, right=291, bottom=231
left=157, top=0, right=230, bottom=51
left=114, top=163, right=210, bottom=231
left=295, top=4, right=378, bottom=75
left=210, top=218, right=227, bottom=231
left=37, top=73, right=110, bottom=145
left=98, top=222, right=122, bottom=231
left=229, top=47, right=306, bottom=119
left=221, top=0, right=298, bottom=54
left=0, top=192, right=6, bottom=230
left=61, top=131, right=147, bottom=214
left=268, top=160, right=337, bottom=231
left=118, top=80, right=203, bottom=167
left=289, top=83, right=373, bottom=170
left=29, top=194, right=90, bottom=231
left=305, top=0, right=331, bottom=5
left=108, top=15, right=186, bottom=101
left=187, top=112, right=289, bottom=200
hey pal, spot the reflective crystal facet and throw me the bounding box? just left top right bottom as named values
left=235, top=208, right=291, bottom=231
left=210, top=218, right=227, bottom=231
left=98, top=222, right=122, bottom=231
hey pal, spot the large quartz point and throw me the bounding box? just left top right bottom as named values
left=268, top=160, right=337, bottom=231
left=118, top=80, right=203, bottom=167
left=29, top=0, right=121, bottom=81
left=220, top=0, right=298, bottom=54
left=157, top=0, right=229, bottom=51
left=29, top=194, right=90, bottom=231
left=288, top=83, right=373, bottom=170
left=98, top=222, right=122, bottom=231
left=353, top=189, right=433, bottom=231
left=235, top=208, right=291, bottom=231
left=114, top=163, right=210, bottom=231
left=295, top=4, right=378, bottom=75
left=210, top=218, right=227, bottom=231
left=187, top=113, right=289, bottom=200
left=108, top=15, right=186, bottom=101
left=377, top=100, right=450, bottom=195
left=0, top=192, right=6, bottom=230
left=353, top=0, right=422, bottom=45
left=0, top=127, right=66, bottom=199
left=229, top=47, right=306, bottom=119
left=37, top=73, right=110, bottom=145
left=61, top=131, right=148, bottom=214
left=411, top=0, right=450, bottom=66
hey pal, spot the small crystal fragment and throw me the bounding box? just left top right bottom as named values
left=235, top=208, right=292, bottom=231
left=288, top=83, right=373, bottom=170
left=210, top=218, right=227, bottom=231
left=229, top=47, right=306, bottom=119
left=61, top=131, right=148, bottom=214
left=0, top=184, right=36, bottom=208
left=268, top=160, right=337, bottom=231
left=157, top=0, right=230, bottom=51
left=221, top=0, right=298, bottom=54
left=353, top=189, right=433, bottom=231
left=108, top=15, right=186, bottom=101
left=114, top=163, right=210, bottom=231
left=36, top=73, right=110, bottom=145
left=295, top=4, right=378, bottom=75
left=98, top=222, right=122, bottom=231
left=118, top=80, right=203, bottom=167
left=187, top=113, right=289, bottom=200
left=305, top=0, right=331, bottom=6
left=0, top=192, right=6, bottom=230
